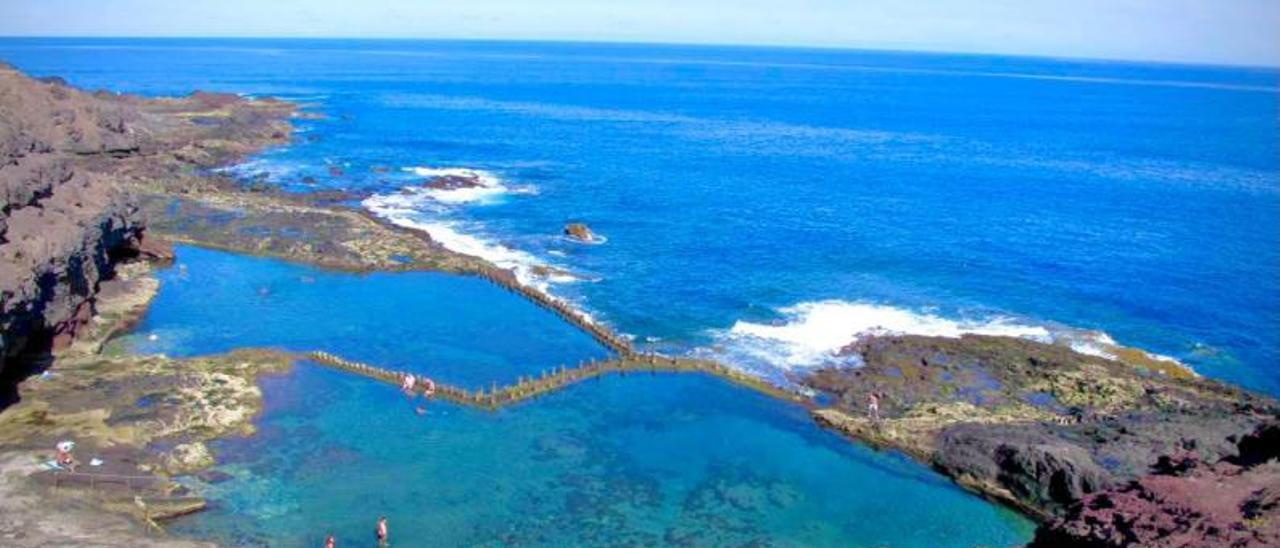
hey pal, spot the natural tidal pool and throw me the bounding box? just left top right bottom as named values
left=119, top=245, right=612, bottom=389
left=128, top=246, right=1033, bottom=545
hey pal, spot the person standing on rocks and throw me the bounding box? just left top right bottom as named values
left=867, top=393, right=880, bottom=421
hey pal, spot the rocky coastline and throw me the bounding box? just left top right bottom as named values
left=805, top=334, right=1279, bottom=545
left=0, top=63, right=305, bottom=543
left=3, top=63, right=1278, bottom=546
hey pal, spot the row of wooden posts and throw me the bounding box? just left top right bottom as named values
left=307, top=350, right=808, bottom=410
left=470, top=267, right=633, bottom=355
left=306, top=265, right=808, bottom=409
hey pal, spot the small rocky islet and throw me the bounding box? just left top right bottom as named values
left=1, top=63, right=1276, bottom=545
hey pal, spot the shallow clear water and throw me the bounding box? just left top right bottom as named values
left=130, top=247, right=1033, bottom=546
left=120, top=246, right=611, bottom=388
left=170, top=366, right=1034, bottom=546
left=3, top=38, right=1275, bottom=545
left=2, top=38, right=1273, bottom=393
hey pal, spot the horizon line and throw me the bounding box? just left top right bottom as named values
left=1, top=34, right=1277, bottom=71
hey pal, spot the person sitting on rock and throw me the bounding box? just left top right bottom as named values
left=55, top=441, right=77, bottom=472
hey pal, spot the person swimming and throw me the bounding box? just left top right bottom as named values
left=376, top=516, right=389, bottom=546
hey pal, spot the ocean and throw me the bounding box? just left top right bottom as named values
left=3, top=38, right=1276, bottom=545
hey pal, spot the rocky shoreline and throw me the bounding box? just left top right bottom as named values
left=3, top=63, right=1278, bottom=546
left=804, top=334, right=1279, bottom=545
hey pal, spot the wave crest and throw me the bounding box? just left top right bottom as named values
left=708, top=300, right=1188, bottom=378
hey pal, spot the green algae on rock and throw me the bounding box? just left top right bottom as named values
left=804, top=334, right=1279, bottom=527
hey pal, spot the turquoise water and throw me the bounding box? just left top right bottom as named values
left=121, top=246, right=611, bottom=388
left=2, top=38, right=1274, bottom=394
left=138, top=248, right=1034, bottom=546
left=4, top=38, right=1275, bottom=545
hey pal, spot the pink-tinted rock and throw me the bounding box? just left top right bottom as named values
left=1033, top=420, right=1280, bottom=547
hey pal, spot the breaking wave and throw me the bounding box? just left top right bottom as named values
left=706, top=300, right=1187, bottom=378
left=362, top=166, right=572, bottom=295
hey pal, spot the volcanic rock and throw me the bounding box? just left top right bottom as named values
left=425, top=173, right=484, bottom=190
left=564, top=223, right=596, bottom=242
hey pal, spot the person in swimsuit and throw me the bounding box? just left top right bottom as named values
left=376, top=516, right=389, bottom=546
left=401, top=373, right=416, bottom=394
left=868, top=392, right=880, bottom=421
left=324, top=534, right=336, bottom=548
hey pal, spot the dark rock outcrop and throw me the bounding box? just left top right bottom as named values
left=1, top=62, right=294, bottom=398
left=1032, top=420, right=1280, bottom=547
left=935, top=423, right=1112, bottom=517
left=424, top=173, right=483, bottom=190
left=1, top=63, right=148, bottom=375
left=803, top=334, right=1278, bottom=531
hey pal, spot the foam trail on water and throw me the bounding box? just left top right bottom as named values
left=362, top=195, right=551, bottom=292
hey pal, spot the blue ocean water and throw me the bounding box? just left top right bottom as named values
left=130, top=246, right=1033, bottom=546
left=119, top=245, right=611, bottom=388
left=3, top=38, right=1277, bottom=545
left=3, top=38, right=1273, bottom=393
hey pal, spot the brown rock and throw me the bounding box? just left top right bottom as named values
left=424, top=173, right=483, bottom=190
left=564, top=223, right=596, bottom=242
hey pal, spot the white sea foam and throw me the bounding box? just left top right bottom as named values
left=362, top=170, right=579, bottom=299
left=362, top=196, right=547, bottom=288
left=401, top=166, right=536, bottom=205
left=708, top=300, right=1187, bottom=378
left=713, top=301, right=1051, bottom=372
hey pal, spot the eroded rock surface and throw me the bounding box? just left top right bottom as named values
left=1, top=65, right=147, bottom=368
left=1032, top=421, right=1280, bottom=547
left=804, top=334, right=1278, bottom=529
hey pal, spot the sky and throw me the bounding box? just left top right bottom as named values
left=1, top=0, right=1278, bottom=66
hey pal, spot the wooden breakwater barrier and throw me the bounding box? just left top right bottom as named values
left=306, top=350, right=808, bottom=410
left=468, top=266, right=633, bottom=356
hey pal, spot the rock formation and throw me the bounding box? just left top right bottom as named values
left=425, top=172, right=484, bottom=190
left=804, top=334, right=1278, bottom=532
left=1, top=64, right=147, bottom=371
left=564, top=222, right=596, bottom=242
left=1, top=62, right=293, bottom=387
left=1032, top=420, right=1280, bottom=546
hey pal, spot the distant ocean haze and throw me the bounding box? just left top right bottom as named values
left=5, top=38, right=1275, bottom=395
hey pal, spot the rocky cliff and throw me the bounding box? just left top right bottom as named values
left=0, top=62, right=293, bottom=389
left=0, top=62, right=147, bottom=372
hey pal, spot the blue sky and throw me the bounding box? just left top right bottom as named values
left=2, top=0, right=1277, bottom=66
